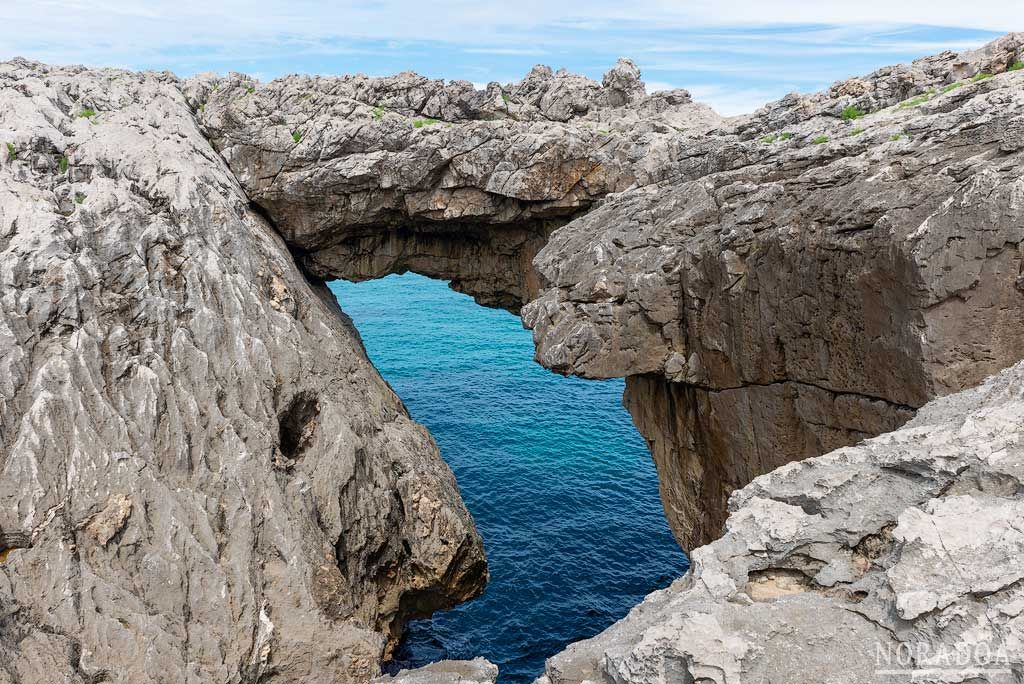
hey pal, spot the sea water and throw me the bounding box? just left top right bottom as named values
left=329, top=274, right=688, bottom=683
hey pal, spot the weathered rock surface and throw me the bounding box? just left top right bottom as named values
left=0, top=59, right=485, bottom=683
left=195, top=61, right=721, bottom=310
left=372, top=658, right=499, bottom=684
left=524, top=33, right=1024, bottom=547
left=3, top=34, right=1024, bottom=684
left=195, top=35, right=1024, bottom=552
left=540, top=359, right=1024, bottom=684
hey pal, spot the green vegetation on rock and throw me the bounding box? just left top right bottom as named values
left=5, top=142, right=16, bottom=160
left=812, top=135, right=829, bottom=145
left=412, top=118, right=440, bottom=129
left=898, top=90, right=934, bottom=109
left=841, top=105, right=866, bottom=121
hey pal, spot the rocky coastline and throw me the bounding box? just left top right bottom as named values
left=2, top=32, right=1023, bottom=683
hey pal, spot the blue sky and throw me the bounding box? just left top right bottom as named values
left=0, top=2, right=1016, bottom=114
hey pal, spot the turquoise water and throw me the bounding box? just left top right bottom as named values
left=328, top=274, right=688, bottom=683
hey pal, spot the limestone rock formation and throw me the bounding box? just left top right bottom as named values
left=523, top=32, right=1024, bottom=547
left=194, top=62, right=721, bottom=310
left=372, top=658, right=499, bottom=684
left=3, top=33, right=1024, bottom=684
left=197, top=33, right=1024, bottom=552
left=0, top=59, right=485, bottom=683
left=539, top=359, right=1024, bottom=684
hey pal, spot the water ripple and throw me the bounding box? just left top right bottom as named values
left=329, top=275, right=688, bottom=683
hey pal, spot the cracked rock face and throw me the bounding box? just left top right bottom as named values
left=523, top=33, right=1024, bottom=548
left=372, top=658, right=499, bottom=684
left=540, top=359, right=1024, bottom=684
left=193, top=35, right=1024, bottom=553
left=3, top=34, right=1024, bottom=684
left=0, top=60, right=485, bottom=683
left=194, top=60, right=721, bottom=310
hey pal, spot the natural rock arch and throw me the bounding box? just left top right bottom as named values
left=199, top=35, right=1024, bottom=549
left=3, top=31, right=1024, bottom=684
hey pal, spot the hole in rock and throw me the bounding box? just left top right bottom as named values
left=0, top=531, right=32, bottom=563
left=329, top=273, right=689, bottom=684
left=278, top=392, right=320, bottom=462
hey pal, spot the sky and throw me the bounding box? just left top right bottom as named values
left=0, top=2, right=1017, bottom=115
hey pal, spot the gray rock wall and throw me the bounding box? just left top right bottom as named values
left=2, top=33, right=1024, bottom=684
left=539, top=359, right=1024, bottom=683
left=524, top=33, right=1024, bottom=547
left=0, top=59, right=484, bottom=684
left=196, top=33, right=1024, bottom=552
left=194, top=61, right=721, bottom=311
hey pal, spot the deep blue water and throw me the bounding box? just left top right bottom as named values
left=328, top=274, right=688, bottom=683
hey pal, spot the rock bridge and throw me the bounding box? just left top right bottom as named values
left=2, top=32, right=1024, bottom=683
left=200, top=36, right=1024, bottom=548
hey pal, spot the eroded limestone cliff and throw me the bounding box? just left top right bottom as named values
left=0, top=60, right=484, bottom=684
left=540, top=359, right=1024, bottom=683
left=194, top=59, right=720, bottom=310
left=524, top=34, right=1024, bottom=548
left=2, top=32, right=1024, bottom=684
left=196, top=34, right=1024, bottom=551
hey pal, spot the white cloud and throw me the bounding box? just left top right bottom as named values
left=0, top=1, right=1017, bottom=67
left=646, top=81, right=788, bottom=116
left=644, top=81, right=680, bottom=93
left=463, top=47, right=548, bottom=56
left=683, top=84, right=791, bottom=116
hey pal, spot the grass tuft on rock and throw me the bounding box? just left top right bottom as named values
left=59, top=156, right=69, bottom=173
left=941, top=81, right=965, bottom=94
left=77, top=108, right=97, bottom=118
left=780, top=132, right=794, bottom=140
left=1011, top=61, right=1024, bottom=72
left=5, top=142, right=15, bottom=160
left=971, top=72, right=993, bottom=82
left=841, top=105, right=867, bottom=121
left=760, top=134, right=777, bottom=144
left=412, top=118, right=440, bottom=129
left=812, top=135, right=829, bottom=145
left=898, top=90, right=934, bottom=109
left=291, top=130, right=302, bottom=143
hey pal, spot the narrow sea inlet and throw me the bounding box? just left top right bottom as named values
left=329, top=274, right=688, bottom=683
